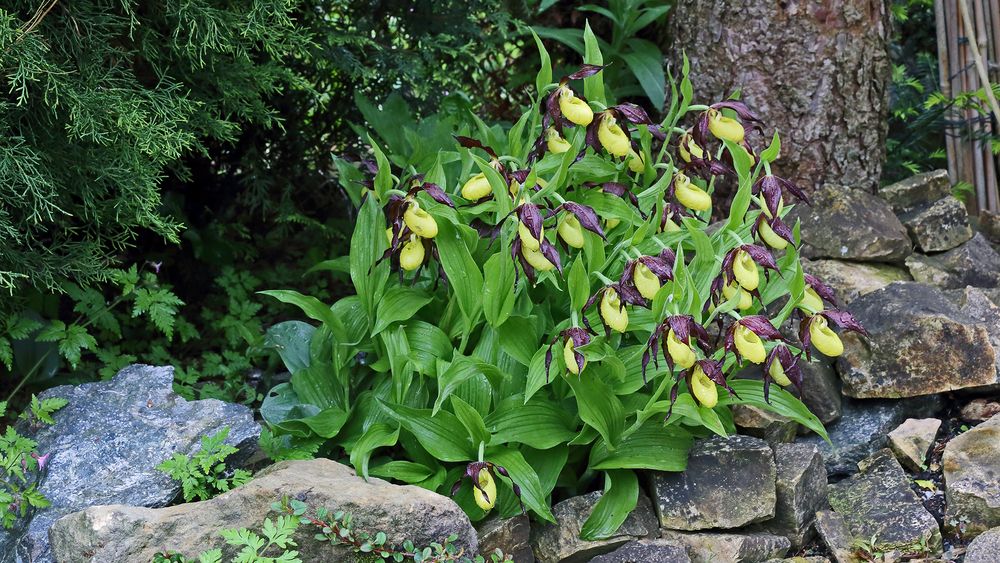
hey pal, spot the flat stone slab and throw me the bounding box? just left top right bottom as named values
left=798, top=395, right=943, bottom=476
left=588, top=539, right=690, bottom=563
left=530, top=491, right=658, bottom=563
left=887, top=418, right=941, bottom=472
left=880, top=169, right=951, bottom=214
left=943, top=413, right=1000, bottom=537
left=650, top=435, right=776, bottom=530
left=899, top=196, right=973, bottom=252
left=813, top=510, right=856, bottom=563
left=966, top=526, right=1000, bottom=563
left=837, top=282, right=997, bottom=398
left=827, top=449, right=941, bottom=553
left=801, top=259, right=911, bottom=306
left=0, top=364, right=260, bottom=563
left=477, top=514, right=533, bottom=562
left=787, top=185, right=911, bottom=263
left=49, top=459, right=477, bottom=562
left=660, top=530, right=790, bottom=563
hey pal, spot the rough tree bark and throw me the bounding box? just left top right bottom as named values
left=667, top=0, right=892, bottom=192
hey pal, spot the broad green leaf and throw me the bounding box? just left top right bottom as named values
left=368, top=134, right=393, bottom=199
left=258, top=290, right=343, bottom=336
left=368, top=460, right=435, bottom=484
left=350, top=423, right=400, bottom=479
left=404, top=320, right=454, bottom=375
left=525, top=345, right=552, bottom=402
left=382, top=402, right=476, bottom=462
left=531, top=28, right=553, bottom=94
left=263, top=321, right=314, bottom=374
left=568, top=369, right=624, bottom=449
left=260, top=383, right=349, bottom=439
left=498, top=315, right=540, bottom=367
left=720, top=380, right=829, bottom=441
left=590, top=421, right=692, bottom=472
left=435, top=220, right=484, bottom=322
left=579, top=470, right=639, bottom=540
left=434, top=355, right=487, bottom=414
left=482, top=252, right=516, bottom=328
left=486, top=395, right=577, bottom=449
left=761, top=131, right=781, bottom=163
left=374, top=286, right=433, bottom=335
left=568, top=257, right=590, bottom=312
left=350, top=196, right=389, bottom=324
left=487, top=446, right=557, bottom=523
left=620, top=38, right=666, bottom=109
left=451, top=395, right=490, bottom=447
left=582, top=21, right=606, bottom=104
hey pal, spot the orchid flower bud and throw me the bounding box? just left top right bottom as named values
left=660, top=217, right=682, bottom=233
left=799, top=287, right=825, bottom=314
left=559, top=87, right=594, bottom=126
left=666, top=329, right=696, bottom=369
left=403, top=202, right=438, bottom=238
left=768, top=360, right=793, bottom=387
left=598, top=113, right=631, bottom=157
left=809, top=316, right=844, bottom=357
left=722, top=280, right=753, bottom=310
left=627, top=149, right=645, bottom=173
left=546, top=127, right=572, bottom=154
left=600, top=288, right=629, bottom=333
left=563, top=338, right=586, bottom=375
left=399, top=235, right=425, bottom=271
left=758, top=218, right=789, bottom=250
left=473, top=469, right=498, bottom=511
left=557, top=215, right=585, bottom=249
left=633, top=262, right=661, bottom=301
left=708, top=108, right=745, bottom=143
left=522, top=244, right=555, bottom=272
left=732, top=249, right=759, bottom=291
left=733, top=325, right=766, bottom=364
left=518, top=222, right=543, bottom=251
left=462, top=172, right=492, bottom=200
left=674, top=173, right=712, bottom=212
left=690, top=364, right=719, bottom=408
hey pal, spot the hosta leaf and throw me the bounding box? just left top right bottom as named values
left=579, top=469, right=638, bottom=540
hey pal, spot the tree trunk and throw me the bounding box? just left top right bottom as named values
left=667, top=0, right=892, bottom=192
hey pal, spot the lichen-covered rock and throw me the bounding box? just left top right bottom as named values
left=898, top=196, right=973, bottom=252
left=946, top=286, right=1000, bottom=379
left=827, top=449, right=941, bottom=553
left=650, top=435, right=776, bottom=530
left=477, top=514, right=532, bottom=562
left=49, top=459, right=476, bottom=562
left=659, top=530, right=790, bottom=563
left=801, top=259, right=911, bottom=305
left=965, top=526, right=1000, bottom=563
left=837, top=282, right=997, bottom=398
left=0, top=365, right=260, bottom=563
left=588, top=539, right=690, bottom=563
left=887, top=418, right=941, bottom=472
left=530, top=491, right=658, bottom=563
left=905, top=233, right=1000, bottom=289
left=980, top=209, right=1000, bottom=243
left=813, top=510, right=856, bottom=563
left=786, top=186, right=911, bottom=263
left=758, top=444, right=828, bottom=548
left=961, top=398, right=1000, bottom=423
left=943, top=413, right=1000, bottom=537
left=880, top=170, right=952, bottom=213
left=798, top=395, right=943, bottom=476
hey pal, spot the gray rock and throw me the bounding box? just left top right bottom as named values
left=899, top=196, right=973, bottom=252
left=797, top=356, right=842, bottom=426
left=880, top=170, right=952, bottom=214
left=659, top=530, right=790, bottom=563
left=49, top=459, right=476, bottom=562
left=887, top=418, right=941, bottom=472
left=798, top=395, right=943, bottom=476
left=979, top=209, right=1000, bottom=243
left=943, top=413, right=1000, bottom=537
left=530, top=491, right=658, bottom=563
left=827, top=449, right=941, bottom=553
left=965, top=526, right=1000, bottom=563
left=758, top=443, right=828, bottom=548
left=588, top=539, right=690, bottom=563
left=801, top=259, right=911, bottom=305
left=0, top=365, right=259, bottom=563
left=905, top=233, right=1000, bottom=289
left=961, top=398, right=1000, bottom=423
left=946, top=286, right=1000, bottom=381
left=763, top=558, right=831, bottom=563
left=650, top=435, right=776, bottom=530
left=477, top=514, right=533, bottom=562
left=837, top=282, right=997, bottom=398
left=787, top=185, right=912, bottom=263
left=813, top=510, right=857, bottom=563
left=732, top=405, right=798, bottom=444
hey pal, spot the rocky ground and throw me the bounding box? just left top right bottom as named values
left=4, top=170, right=1000, bottom=562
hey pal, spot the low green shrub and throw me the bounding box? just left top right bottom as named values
left=157, top=427, right=251, bottom=503
left=0, top=396, right=66, bottom=529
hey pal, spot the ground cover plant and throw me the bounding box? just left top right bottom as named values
left=258, top=26, right=866, bottom=534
